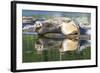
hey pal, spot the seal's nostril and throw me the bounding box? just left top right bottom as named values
left=67, top=20, right=71, bottom=23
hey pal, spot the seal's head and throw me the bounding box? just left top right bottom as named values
left=34, top=21, right=43, bottom=28
left=33, top=21, right=43, bottom=32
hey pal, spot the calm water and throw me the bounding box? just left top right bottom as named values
left=22, top=33, right=91, bottom=63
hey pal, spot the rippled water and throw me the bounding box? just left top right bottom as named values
left=22, top=33, right=91, bottom=63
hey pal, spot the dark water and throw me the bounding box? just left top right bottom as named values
left=22, top=33, right=91, bottom=63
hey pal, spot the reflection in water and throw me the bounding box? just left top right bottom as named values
left=23, top=34, right=91, bottom=62
left=60, top=38, right=79, bottom=52
left=35, top=36, right=79, bottom=53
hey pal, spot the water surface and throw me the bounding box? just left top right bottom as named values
left=22, top=33, right=91, bottom=63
